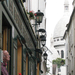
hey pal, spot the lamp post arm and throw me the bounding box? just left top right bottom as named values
left=44, top=46, right=53, bottom=54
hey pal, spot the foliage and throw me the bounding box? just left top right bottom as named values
left=52, top=58, right=65, bottom=68
left=52, top=60, right=56, bottom=64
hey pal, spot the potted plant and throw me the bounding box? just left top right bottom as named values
left=27, top=11, right=34, bottom=19
left=52, top=58, right=65, bottom=68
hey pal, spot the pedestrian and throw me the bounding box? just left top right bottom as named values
left=1, top=50, right=10, bottom=75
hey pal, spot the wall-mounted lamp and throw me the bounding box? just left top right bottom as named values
left=38, top=28, right=46, bottom=36
left=35, top=10, right=44, bottom=25
left=40, top=70, right=43, bottom=73
left=43, top=52, right=48, bottom=60
left=37, top=28, right=46, bottom=47
left=40, top=35, right=46, bottom=47
left=61, top=60, right=65, bottom=66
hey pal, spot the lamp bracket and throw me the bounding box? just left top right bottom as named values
left=32, top=24, right=39, bottom=27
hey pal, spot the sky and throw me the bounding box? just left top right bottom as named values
left=46, top=0, right=73, bottom=49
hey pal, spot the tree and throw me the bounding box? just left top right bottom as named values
left=52, top=58, right=65, bottom=68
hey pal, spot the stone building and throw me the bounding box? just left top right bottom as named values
left=63, top=0, right=75, bottom=75
left=0, top=0, right=41, bottom=75
left=24, top=0, right=47, bottom=75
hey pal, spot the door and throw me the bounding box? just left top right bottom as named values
left=17, top=39, right=22, bottom=75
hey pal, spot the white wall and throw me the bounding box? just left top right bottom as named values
left=61, top=66, right=66, bottom=75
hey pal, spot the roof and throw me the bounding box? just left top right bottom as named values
left=53, top=12, right=70, bottom=38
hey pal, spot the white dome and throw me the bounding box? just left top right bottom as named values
left=64, top=0, right=69, bottom=5
left=53, top=0, right=71, bottom=38
left=53, top=12, right=70, bottom=38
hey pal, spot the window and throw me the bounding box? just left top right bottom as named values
left=57, top=39, right=59, bottom=41
left=61, top=50, right=64, bottom=58
left=61, top=38, right=63, bottom=40
left=54, top=39, right=56, bottom=42
left=57, top=50, right=60, bottom=55
left=65, top=6, right=68, bottom=10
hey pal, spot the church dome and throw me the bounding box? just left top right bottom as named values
left=53, top=13, right=70, bottom=38
left=53, top=0, right=71, bottom=38
left=64, top=0, right=69, bottom=5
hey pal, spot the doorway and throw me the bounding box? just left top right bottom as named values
left=17, top=39, right=22, bottom=75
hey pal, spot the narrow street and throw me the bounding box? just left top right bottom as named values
left=0, top=0, right=74, bottom=75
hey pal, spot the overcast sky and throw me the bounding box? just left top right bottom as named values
left=46, top=0, right=73, bottom=49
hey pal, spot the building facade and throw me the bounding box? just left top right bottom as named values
left=23, top=0, right=47, bottom=75
left=0, top=0, right=43, bottom=75
left=63, top=0, right=75, bottom=75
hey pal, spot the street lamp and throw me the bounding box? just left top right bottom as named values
left=40, top=35, right=46, bottom=47
left=35, top=10, right=44, bottom=25
left=38, top=28, right=46, bottom=36
left=61, top=60, right=64, bottom=66
left=37, top=28, right=46, bottom=47
left=38, top=29, right=46, bottom=32
left=43, top=52, right=48, bottom=60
